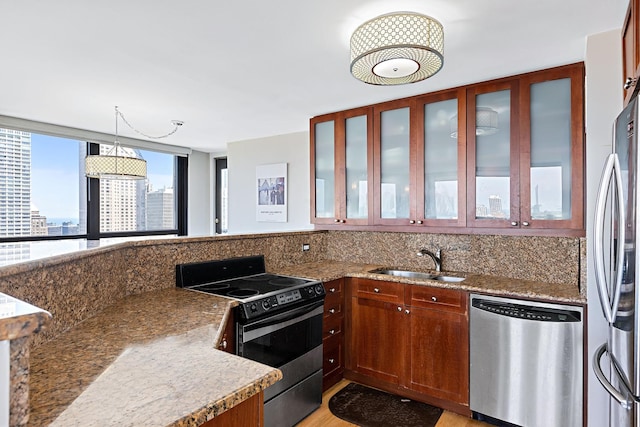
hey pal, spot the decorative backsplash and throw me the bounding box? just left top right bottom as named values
left=0, top=230, right=583, bottom=348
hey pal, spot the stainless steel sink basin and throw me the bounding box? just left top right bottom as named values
left=368, top=268, right=465, bottom=283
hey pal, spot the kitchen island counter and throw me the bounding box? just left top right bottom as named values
left=28, top=288, right=282, bottom=427
left=276, top=260, right=585, bottom=305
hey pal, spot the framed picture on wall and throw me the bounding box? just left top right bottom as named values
left=256, top=163, right=287, bottom=222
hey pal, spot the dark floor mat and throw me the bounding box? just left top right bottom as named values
left=328, top=383, right=443, bottom=427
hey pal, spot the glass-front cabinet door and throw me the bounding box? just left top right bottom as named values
left=416, top=89, right=466, bottom=227
left=310, top=107, right=372, bottom=225
left=467, top=80, right=520, bottom=229
left=374, top=100, right=416, bottom=225
left=518, top=64, right=584, bottom=231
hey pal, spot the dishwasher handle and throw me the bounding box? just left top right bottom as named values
left=471, top=298, right=582, bottom=322
left=593, top=343, right=635, bottom=410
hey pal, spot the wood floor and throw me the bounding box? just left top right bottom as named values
left=297, top=380, right=490, bottom=427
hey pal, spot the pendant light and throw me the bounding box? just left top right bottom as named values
left=84, top=106, right=183, bottom=180
left=350, top=12, right=444, bottom=85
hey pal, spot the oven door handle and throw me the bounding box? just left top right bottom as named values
left=241, top=300, right=324, bottom=339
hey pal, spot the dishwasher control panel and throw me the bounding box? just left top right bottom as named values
left=472, top=299, right=582, bottom=322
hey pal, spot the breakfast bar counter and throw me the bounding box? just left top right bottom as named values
left=28, top=288, right=282, bottom=427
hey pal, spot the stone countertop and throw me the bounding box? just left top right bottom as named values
left=0, top=293, right=51, bottom=341
left=28, top=288, right=282, bottom=427
left=276, top=260, right=586, bottom=305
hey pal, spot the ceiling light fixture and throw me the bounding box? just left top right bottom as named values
left=350, top=12, right=444, bottom=85
left=84, top=106, right=183, bottom=180
left=450, top=107, right=499, bottom=138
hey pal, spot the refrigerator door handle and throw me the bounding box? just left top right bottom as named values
left=594, top=153, right=626, bottom=323
left=594, top=343, right=635, bottom=409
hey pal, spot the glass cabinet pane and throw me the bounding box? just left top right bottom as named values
left=424, top=99, right=458, bottom=219
left=314, top=121, right=335, bottom=218
left=475, top=90, right=510, bottom=219
left=380, top=107, right=410, bottom=219
left=530, top=78, right=571, bottom=220
left=345, top=115, right=368, bottom=219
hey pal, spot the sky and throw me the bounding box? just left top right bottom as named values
left=30, top=133, right=174, bottom=222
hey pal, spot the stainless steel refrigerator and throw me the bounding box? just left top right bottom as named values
left=594, top=94, right=640, bottom=426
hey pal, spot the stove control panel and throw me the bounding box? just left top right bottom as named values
left=240, top=282, right=325, bottom=320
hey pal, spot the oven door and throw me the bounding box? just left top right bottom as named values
left=237, top=299, right=323, bottom=402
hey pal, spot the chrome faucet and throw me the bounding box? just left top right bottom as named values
left=417, top=248, right=442, bottom=272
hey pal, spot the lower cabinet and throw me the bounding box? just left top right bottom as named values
left=322, top=278, right=345, bottom=391
left=200, top=391, right=263, bottom=427
left=345, top=278, right=470, bottom=415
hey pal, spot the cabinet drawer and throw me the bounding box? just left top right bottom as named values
left=354, top=278, right=404, bottom=303
left=407, top=285, right=467, bottom=313
left=324, top=297, right=344, bottom=318
left=323, top=333, right=344, bottom=375
left=323, top=313, right=343, bottom=339
left=325, top=279, right=343, bottom=295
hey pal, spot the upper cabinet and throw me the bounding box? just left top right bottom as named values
left=310, top=63, right=585, bottom=237
left=310, top=107, right=373, bottom=225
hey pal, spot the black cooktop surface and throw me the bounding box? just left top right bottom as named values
left=190, top=273, right=312, bottom=299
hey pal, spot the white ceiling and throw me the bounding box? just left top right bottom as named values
left=0, top=1, right=628, bottom=153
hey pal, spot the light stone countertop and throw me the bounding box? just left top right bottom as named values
left=276, top=260, right=586, bottom=304
left=28, top=288, right=282, bottom=427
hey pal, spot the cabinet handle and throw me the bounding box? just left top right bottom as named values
left=329, top=358, right=335, bottom=364
left=409, top=220, right=415, bottom=224
left=397, top=306, right=402, bottom=311
left=334, top=219, right=340, bottom=223
left=431, top=296, right=437, bottom=302
left=329, top=308, right=336, bottom=314
left=374, top=288, right=380, bottom=293
left=522, top=221, right=530, bottom=226
left=329, top=329, right=336, bottom=335
left=417, top=220, right=423, bottom=224
left=405, top=309, right=410, bottom=314
left=329, top=288, right=336, bottom=293
left=220, top=339, right=228, bottom=350
left=511, top=221, right=518, bottom=226
left=625, top=77, right=637, bottom=90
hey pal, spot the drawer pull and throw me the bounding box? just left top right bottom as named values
left=219, top=339, right=228, bottom=350
left=431, top=296, right=437, bottom=302
left=405, top=309, right=410, bottom=314
left=329, top=308, right=336, bottom=314
left=329, top=358, right=335, bottom=364
left=329, top=329, right=336, bottom=335
left=374, top=288, right=380, bottom=293
left=329, top=288, right=336, bottom=293
left=397, top=306, right=402, bottom=311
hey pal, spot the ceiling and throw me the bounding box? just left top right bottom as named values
left=1, top=1, right=628, bottom=153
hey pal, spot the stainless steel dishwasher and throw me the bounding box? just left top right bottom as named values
left=469, top=294, right=584, bottom=427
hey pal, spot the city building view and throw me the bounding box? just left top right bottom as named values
left=0, top=128, right=175, bottom=241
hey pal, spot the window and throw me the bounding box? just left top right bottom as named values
left=0, top=125, right=187, bottom=242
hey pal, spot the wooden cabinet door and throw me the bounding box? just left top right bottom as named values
left=405, top=305, right=469, bottom=405
left=623, top=0, right=640, bottom=105
left=415, top=88, right=467, bottom=228
left=200, top=392, right=263, bottom=427
left=518, top=63, right=584, bottom=233
left=373, top=98, right=419, bottom=226
left=350, top=296, right=406, bottom=384
left=310, top=108, right=372, bottom=226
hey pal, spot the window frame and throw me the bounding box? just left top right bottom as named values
left=0, top=120, right=188, bottom=243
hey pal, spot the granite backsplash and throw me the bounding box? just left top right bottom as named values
left=0, top=230, right=584, bottom=348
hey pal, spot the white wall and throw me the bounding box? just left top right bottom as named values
left=585, top=29, right=623, bottom=427
left=187, top=149, right=213, bottom=236
left=227, top=131, right=313, bottom=234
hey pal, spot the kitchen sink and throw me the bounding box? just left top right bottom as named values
left=368, top=268, right=465, bottom=283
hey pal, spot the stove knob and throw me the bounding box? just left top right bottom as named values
left=307, top=287, right=314, bottom=296
left=250, top=303, right=258, bottom=312
left=262, top=300, right=271, bottom=310
left=314, top=284, right=324, bottom=295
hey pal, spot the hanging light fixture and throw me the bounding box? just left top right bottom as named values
left=350, top=12, right=444, bottom=85
left=450, top=107, right=499, bottom=138
left=84, top=106, right=183, bottom=180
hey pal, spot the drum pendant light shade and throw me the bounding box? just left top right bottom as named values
left=350, top=12, right=444, bottom=85
left=85, top=154, right=147, bottom=179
